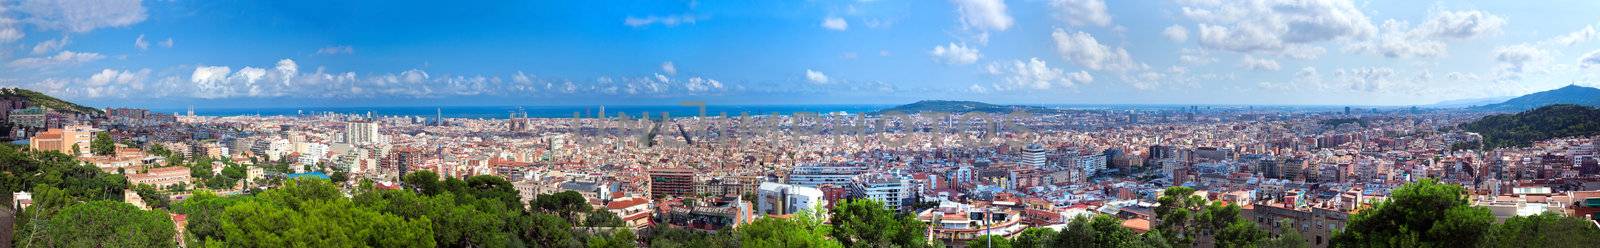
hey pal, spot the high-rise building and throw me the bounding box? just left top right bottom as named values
left=649, top=168, right=697, bottom=199
left=1021, top=144, right=1047, bottom=168
left=787, top=165, right=866, bottom=188
left=851, top=176, right=911, bottom=211
left=345, top=121, right=381, bottom=144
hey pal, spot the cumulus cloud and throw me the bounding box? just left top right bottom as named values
left=968, top=84, right=989, bottom=93
left=1239, top=55, right=1280, bottom=71
left=1347, top=9, right=1504, bottom=58
left=624, top=14, right=700, bottom=28
left=685, top=77, right=722, bottom=92
left=1050, top=0, right=1113, bottom=27
left=1412, top=9, right=1505, bottom=40
left=1333, top=67, right=1396, bottom=92
left=1051, top=29, right=1140, bottom=71
left=1163, top=25, right=1188, bottom=43
left=805, top=69, right=830, bottom=84
left=661, top=61, right=677, bottom=75
left=1492, top=44, right=1548, bottom=79
left=316, top=45, right=355, bottom=55
left=951, top=0, right=1012, bottom=43
left=985, top=57, right=1092, bottom=90
left=1584, top=50, right=1600, bottom=69
left=32, top=36, right=69, bottom=55
left=1345, top=20, right=1446, bottom=58
left=1552, top=25, right=1598, bottom=46
left=929, top=42, right=981, bottom=65
left=8, top=50, right=103, bottom=68
left=821, top=17, right=848, bottom=31
left=1183, top=0, right=1375, bottom=55
left=17, top=0, right=146, bottom=33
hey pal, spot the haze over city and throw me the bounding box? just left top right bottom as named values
left=1, top=0, right=1600, bottom=107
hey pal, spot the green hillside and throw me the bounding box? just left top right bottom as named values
left=1460, top=104, right=1600, bottom=149
left=0, top=88, right=102, bottom=115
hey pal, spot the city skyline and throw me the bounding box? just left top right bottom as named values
left=1, top=0, right=1600, bottom=108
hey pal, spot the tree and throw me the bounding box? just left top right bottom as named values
left=1261, top=219, right=1308, bottom=248
left=1214, top=219, right=1266, bottom=248
left=401, top=170, right=442, bottom=196
left=737, top=208, right=840, bottom=248
left=22, top=200, right=176, bottom=248
left=91, top=132, right=115, bottom=156
left=217, top=179, right=435, bottom=247
left=828, top=199, right=930, bottom=248
left=1332, top=179, right=1493, bottom=247
left=1054, top=214, right=1137, bottom=248
left=1154, top=186, right=1206, bottom=247
left=587, top=229, right=637, bottom=248
left=973, top=235, right=1012, bottom=248
left=1011, top=228, right=1058, bottom=248
left=1481, top=213, right=1600, bottom=248
left=525, top=213, right=581, bottom=248
left=132, top=184, right=172, bottom=209
left=534, top=191, right=593, bottom=223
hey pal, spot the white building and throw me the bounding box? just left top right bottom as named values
left=853, top=176, right=912, bottom=211
left=345, top=121, right=382, bottom=144
left=296, top=142, right=330, bottom=166
left=1022, top=144, right=1047, bottom=168
left=758, top=182, right=827, bottom=216
left=787, top=165, right=865, bottom=188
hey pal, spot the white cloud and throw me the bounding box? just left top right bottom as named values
left=1492, top=44, right=1548, bottom=79
left=316, top=45, right=354, bottom=55
left=17, top=0, right=146, bottom=33
left=134, top=34, right=148, bottom=50
left=7, top=50, right=103, bottom=68
left=624, top=14, right=701, bottom=28
left=951, top=0, right=1013, bottom=32
left=929, top=42, right=981, bottom=65
left=1347, top=9, right=1504, bottom=58
left=1553, top=25, right=1598, bottom=46
left=968, top=84, right=989, bottom=93
left=1333, top=67, right=1396, bottom=93
left=1183, top=0, right=1375, bottom=54
left=1163, top=25, right=1188, bottom=43
left=1239, top=55, right=1281, bottom=71
left=160, top=38, right=173, bottom=48
left=985, top=57, right=1091, bottom=90
left=1050, top=0, right=1113, bottom=27
left=1178, top=48, right=1215, bottom=66
left=805, top=69, right=830, bottom=84
left=1412, top=9, right=1505, bottom=40
left=661, top=61, right=677, bottom=75
left=1581, top=50, right=1600, bottom=69
left=1051, top=29, right=1139, bottom=71
left=822, top=17, right=849, bottom=31
left=685, top=77, right=723, bottom=92
left=32, top=36, right=69, bottom=55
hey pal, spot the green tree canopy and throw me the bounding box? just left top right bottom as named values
left=1332, top=179, right=1493, bottom=248
left=828, top=199, right=930, bottom=248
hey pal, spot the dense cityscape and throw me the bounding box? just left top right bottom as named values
left=4, top=0, right=1600, bottom=247
left=1, top=88, right=1598, bottom=247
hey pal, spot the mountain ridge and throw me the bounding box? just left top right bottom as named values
left=1471, top=84, right=1600, bottom=111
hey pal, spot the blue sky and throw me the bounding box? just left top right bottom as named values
left=2, top=0, right=1600, bottom=108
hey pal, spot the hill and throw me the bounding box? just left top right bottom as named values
left=0, top=88, right=101, bottom=115
left=875, top=100, right=1058, bottom=114
left=1472, top=85, right=1600, bottom=111
left=1459, top=104, right=1600, bottom=149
